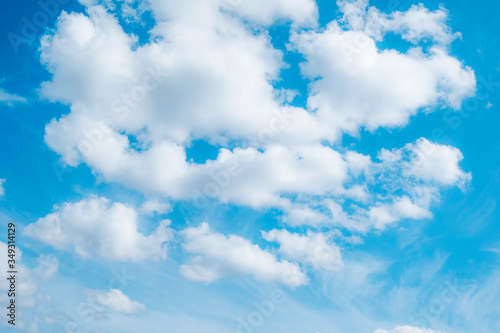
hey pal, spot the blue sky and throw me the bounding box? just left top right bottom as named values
left=0, top=0, right=499, bottom=332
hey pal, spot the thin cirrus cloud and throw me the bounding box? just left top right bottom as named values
left=0, top=88, right=26, bottom=106
left=0, top=178, right=5, bottom=197
left=374, top=326, right=445, bottom=333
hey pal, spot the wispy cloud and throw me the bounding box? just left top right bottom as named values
left=0, top=88, right=26, bottom=106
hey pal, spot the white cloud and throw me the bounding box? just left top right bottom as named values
left=369, top=4, right=460, bottom=45
left=197, top=144, right=348, bottom=208
left=141, top=199, right=171, bottom=215
left=37, top=2, right=473, bottom=234
left=403, top=138, right=471, bottom=187
left=24, top=196, right=172, bottom=261
left=40, top=6, right=289, bottom=144
left=39, top=2, right=475, bottom=145
left=144, top=0, right=318, bottom=27
left=281, top=137, right=469, bottom=231
left=39, top=6, right=348, bottom=208
left=374, top=326, right=445, bottom=333
left=368, top=196, right=432, bottom=230
left=338, top=0, right=460, bottom=45
left=291, top=24, right=475, bottom=135
left=95, top=289, right=145, bottom=314
left=282, top=204, right=331, bottom=226
left=337, top=0, right=369, bottom=30
left=83, top=0, right=149, bottom=24
left=0, top=88, right=26, bottom=106
left=0, top=178, right=5, bottom=197
left=180, top=223, right=308, bottom=287
left=46, top=117, right=348, bottom=207
left=218, top=0, right=318, bottom=26
left=369, top=139, right=468, bottom=227
left=262, top=229, right=343, bottom=271
left=345, top=151, right=372, bottom=178
left=9, top=1, right=486, bottom=327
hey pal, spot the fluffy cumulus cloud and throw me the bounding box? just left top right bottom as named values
left=24, top=196, right=173, bottom=261
left=94, top=289, right=145, bottom=314
left=40, top=4, right=292, bottom=144
left=262, top=229, right=343, bottom=271
left=180, top=223, right=308, bottom=287
left=374, top=326, right=445, bottom=333
left=45, top=122, right=349, bottom=207
left=402, top=138, right=471, bottom=186
left=192, top=144, right=348, bottom=208
left=291, top=23, right=475, bottom=135
left=39, top=3, right=348, bottom=206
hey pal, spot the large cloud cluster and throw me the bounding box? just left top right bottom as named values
left=23, top=0, right=475, bottom=287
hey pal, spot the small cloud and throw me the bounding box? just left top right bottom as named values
left=262, top=229, right=344, bottom=271
left=95, top=289, right=145, bottom=314
left=483, top=246, right=500, bottom=255
left=486, top=102, right=493, bottom=109
left=0, top=89, right=27, bottom=106
left=140, top=199, right=171, bottom=215
left=0, top=178, right=5, bottom=197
